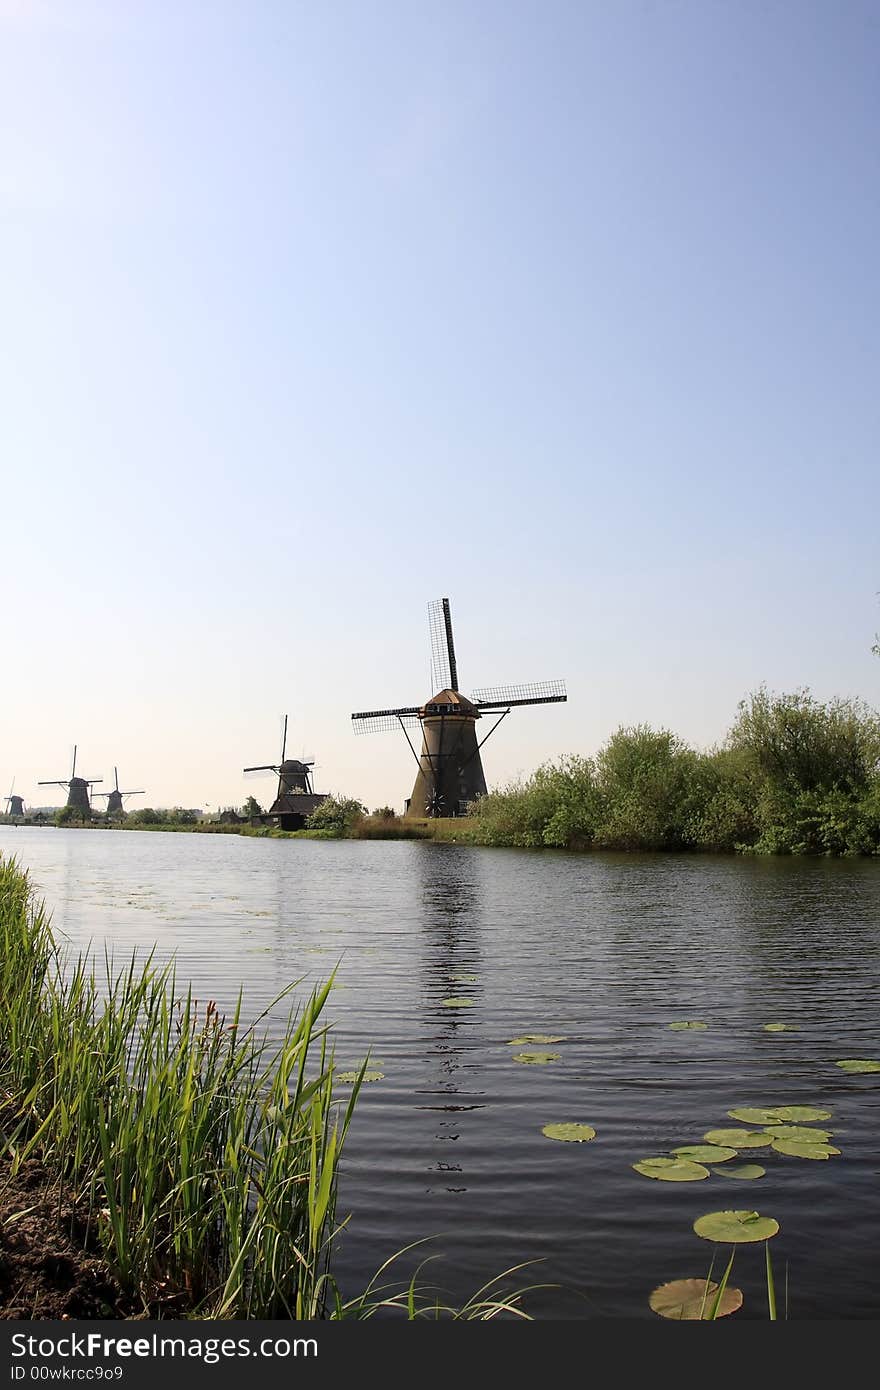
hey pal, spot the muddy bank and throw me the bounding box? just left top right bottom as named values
left=0, top=1155, right=136, bottom=1320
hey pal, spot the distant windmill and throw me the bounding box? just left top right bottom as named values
left=38, top=745, right=101, bottom=816
left=93, top=767, right=145, bottom=816
left=243, top=715, right=327, bottom=830
left=351, top=597, right=567, bottom=818
left=4, top=779, right=25, bottom=818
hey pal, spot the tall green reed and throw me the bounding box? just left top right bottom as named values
left=0, top=855, right=358, bottom=1317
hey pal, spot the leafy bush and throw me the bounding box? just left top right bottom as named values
left=470, top=689, right=880, bottom=857
left=305, top=796, right=367, bottom=836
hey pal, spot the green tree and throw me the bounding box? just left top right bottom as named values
left=242, top=796, right=263, bottom=820
left=305, top=796, right=366, bottom=835
left=129, top=807, right=166, bottom=826
left=592, top=726, right=699, bottom=850
left=727, top=687, right=880, bottom=795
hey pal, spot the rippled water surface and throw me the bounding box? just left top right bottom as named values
left=3, top=827, right=879, bottom=1319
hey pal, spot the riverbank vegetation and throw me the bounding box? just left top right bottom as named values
left=0, top=858, right=534, bottom=1320
left=0, top=855, right=357, bottom=1317
left=470, top=688, right=880, bottom=856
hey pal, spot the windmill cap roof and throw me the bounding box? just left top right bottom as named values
left=280, top=759, right=310, bottom=772
left=422, top=689, right=479, bottom=715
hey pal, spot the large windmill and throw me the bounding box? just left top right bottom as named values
left=4, top=780, right=25, bottom=818
left=38, top=746, right=101, bottom=817
left=351, top=597, right=567, bottom=818
left=243, top=715, right=328, bottom=830
left=93, top=767, right=145, bottom=816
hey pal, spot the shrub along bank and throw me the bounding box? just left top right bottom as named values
left=468, top=688, right=880, bottom=856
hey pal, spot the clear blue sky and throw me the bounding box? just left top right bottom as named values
left=2, top=0, right=878, bottom=812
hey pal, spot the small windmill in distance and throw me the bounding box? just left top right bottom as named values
left=38, top=746, right=101, bottom=817
left=4, top=779, right=25, bottom=818
left=351, top=597, right=567, bottom=818
left=93, top=767, right=145, bottom=817
left=243, top=715, right=327, bottom=830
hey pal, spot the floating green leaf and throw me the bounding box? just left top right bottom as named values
left=512, top=1051, right=561, bottom=1065
left=450, top=973, right=479, bottom=982
left=763, top=1023, right=796, bottom=1032
left=441, top=997, right=474, bottom=1008
left=633, top=1157, right=710, bottom=1182
left=541, top=1122, right=596, bottom=1143
left=763, top=1125, right=833, bottom=1144
left=649, top=1278, right=743, bottom=1320
left=336, top=1069, right=384, bottom=1084
left=693, top=1210, right=779, bottom=1243
left=713, top=1164, right=766, bottom=1180
left=507, top=1034, right=566, bottom=1045
left=668, top=1020, right=707, bottom=1030
left=772, top=1106, right=832, bottom=1123
left=835, top=1059, right=880, bottom=1074
left=771, top=1139, right=840, bottom=1159
left=727, top=1107, right=785, bottom=1125
left=672, top=1145, right=737, bottom=1163
left=704, top=1129, right=772, bottom=1149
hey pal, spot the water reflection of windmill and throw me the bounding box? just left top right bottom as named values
left=351, top=597, right=567, bottom=817
left=38, top=746, right=101, bottom=816
left=414, top=849, right=486, bottom=1194
left=243, top=715, right=328, bottom=830
left=93, top=767, right=145, bottom=817
left=4, top=780, right=25, bottom=818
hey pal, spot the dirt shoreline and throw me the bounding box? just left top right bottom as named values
left=0, top=1154, right=136, bottom=1320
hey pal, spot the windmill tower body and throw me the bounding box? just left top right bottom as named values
left=66, top=778, right=92, bottom=815
left=352, top=598, right=566, bottom=817
left=406, top=691, right=488, bottom=818
left=6, top=795, right=25, bottom=818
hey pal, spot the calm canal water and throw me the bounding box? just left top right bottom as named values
left=2, top=827, right=879, bottom=1319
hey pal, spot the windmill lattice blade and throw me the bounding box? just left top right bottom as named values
left=442, top=597, right=458, bottom=691
left=472, top=679, right=567, bottom=708
left=280, top=714, right=288, bottom=764
left=351, top=708, right=422, bottom=735
left=243, top=764, right=280, bottom=773
left=428, top=599, right=452, bottom=692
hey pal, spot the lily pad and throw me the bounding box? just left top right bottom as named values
left=672, top=1145, right=738, bottom=1163
left=507, top=1034, right=566, bottom=1045
left=713, top=1163, right=766, bottom=1180
left=704, top=1129, right=772, bottom=1150
left=441, top=997, right=474, bottom=1008
left=773, top=1106, right=832, bottom=1123
left=727, top=1107, right=785, bottom=1125
left=336, top=1069, right=384, bottom=1084
left=541, top=1122, right=596, bottom=1143
left=633, top=1157, right=710, bottom=1182
left=771, top=1139, right=840, bottom=1159
left=693, top=1210, right=779, bottom=1243
left=763, top=1023, right=796, bottom=1032
left=668, top=1021, right=707, bottom=1030
left=450, top=973, right=479, bottom=982
left=835, top=1059, right=880, bottom=1074
left=649, top=1278, right=743, bottom=1320
left=511, top=1051, right=561, bottom=1065
left=763, top=1125, right=833, bottom=1143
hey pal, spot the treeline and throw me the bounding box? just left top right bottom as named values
left=469, top=688, right=880, bottom=856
